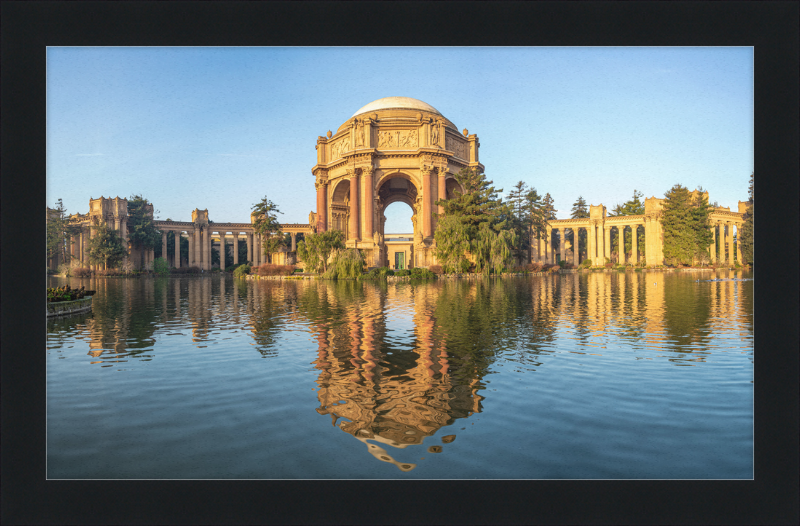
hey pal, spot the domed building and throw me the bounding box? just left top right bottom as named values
left=311, top=97, right=484, bottom=268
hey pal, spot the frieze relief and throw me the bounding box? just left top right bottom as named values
left=330, top=137, right=351, bottom=160
left=445, top=135, right=468, bottom=160
left=377, top=129, right=418, bottom=149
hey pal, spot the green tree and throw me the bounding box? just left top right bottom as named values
left=570, top=196, right=589, bottom=219
left=128, top=195, right=161, bottom=267
left=661, top=185, right=714, bottom=266
left=505, top=181, right=548, bottom=263
left=296, top=229, right=345, bottom=274
left=433, top=214, right=472, bottom=273
left=46, top=198, right=78, bottom=264
left=567, top=196, right=589, bottom=261
left=87, top=218, right=127, bottom=269
left=738, top=172, right=754, bottom=265
left=252, top=196, right=285, bottom=262
left=609, top=190, right=646, bottom=261
left=434, top=168, right=515, bottom=273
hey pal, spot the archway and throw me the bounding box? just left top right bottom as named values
left=330, top=179, right=351, bottom=234
left=376, top=172, right=420, bottom=268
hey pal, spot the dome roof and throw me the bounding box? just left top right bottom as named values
left=351, top=97, right=442, bottom=118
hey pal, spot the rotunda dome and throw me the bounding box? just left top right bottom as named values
left=351, top=97, right=442, bottom=118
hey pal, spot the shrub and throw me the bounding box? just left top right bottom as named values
left=95, top=268, right=123, bottom=276
left=323, top=249, right=364, bottom=280
left=580, top=258, right=593, bottom=269
left=72, top=267, right=92, bottom=278
left=171, top=266, right=201, bottom=274
left=153, top=257, right=170, bottom=276
left=255, top=264, right=295, bottom=276
left=558, top=259, right=568, bottom=269
left=233, top=264, right=251, bottom=278
left=360, top=266, right=395, bottom=280
left=409, top=267, right=436, bottom=280
left=527, top=262, right=544, bottom=273
left=428, top=264, right=444, bottom=275
left=394, top=269, right=411, bottom=277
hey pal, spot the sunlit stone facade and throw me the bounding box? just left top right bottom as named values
left=311, top=96, right=483, bottom=268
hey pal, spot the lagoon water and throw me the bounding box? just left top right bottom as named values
left=47, top=270, right=753, bottom=479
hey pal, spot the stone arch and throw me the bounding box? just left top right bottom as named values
left=330, top=179, right=351, bottom=233
left=444, top=177, right=464, bottom=200
left=375, top=171, right=420, bottom=240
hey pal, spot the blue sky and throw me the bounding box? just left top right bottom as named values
left=47, top=47, right=753, bottom=232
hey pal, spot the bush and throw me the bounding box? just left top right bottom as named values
left=153, top=257, right=170, bottom=276
left=409, top=267, right=436, bottom=280
left=72, top=267, right=92, bottom=278
left=580, top=258, right=593, bottom=269
left=393, top=269, right=411, bottom=277
left=360, top=266, right=395, bottom=280
left=428, top=264, right=444, bottom=275
left=255, top=264, right=295, bottom=276
left=558, top=259, right=568, bottom=269
left=233, top=264, right=251, bottom=278
left=95, top=268, right=124, bottom=276
left=323, top=249, right=364, bottom=280
left=171, top=266, right=201, bottom=274
left=526, top=262, right=544, bottom=273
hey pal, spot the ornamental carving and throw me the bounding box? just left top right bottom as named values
left=445, top=135, right=468, bottom=160
left=378, top=129, right=418, bottom=149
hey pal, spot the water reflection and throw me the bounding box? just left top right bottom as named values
left=47, top=269, right=753, bottom=473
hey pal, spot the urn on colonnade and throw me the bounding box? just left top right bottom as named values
left=311, top=97, right=484, bottom=268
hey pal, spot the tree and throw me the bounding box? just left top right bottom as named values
left=296, top=229, right=345, bottom=274
left=567, top=196, right=589, bottom=261
left=87, top=218, right=127, bottom=269
left=609, top=190, right=646, bottom=261
left=434, top=168, right=515, bottom=273
left=252, top=196, right=284, bottom=263
left=661, top=185, right=713, bottom=266
left=433, top=214, right=471, bottom=273
left=128, top=195, right=161, bottom=267
left=46, top=198, right=78, bottom=264
left=738, top=172, right=754, bottom=265
left=505, top=182, right=548, bottom=263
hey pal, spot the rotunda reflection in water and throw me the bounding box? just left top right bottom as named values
left=305, top=281, right=485, bottom=471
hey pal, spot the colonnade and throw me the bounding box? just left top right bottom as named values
left=532, top=222, right=646, bottom=266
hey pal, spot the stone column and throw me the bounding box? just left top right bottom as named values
left=545, top=226, right=552, bottom=264
left=246, top=233, right=252, bottom=264
left=233, top=235, right=239, bottom=265
left=290, top=233, right=297, bottom=252
left=616, top=227, right=624, bottom=264
left=220, top=232, right=227, bottom=269
left=596, top=222, right=605, bottom=266
left=604, top=226, right=611, bottom=262
left=587, top=222, right=596, bottom=266
left=348, top=170, right=359, bottom=241
left=710, top=223, right=717, bottom=263
left=188, top=232, right=194, bottom=268
left=193, top=226, right=200, bottom=267
left=120, top=219, right=129, bottom=266
left=206, top=230, right=212, bottom=270
left=735, top=224, right=742, bottom=263
left=559, top=229, right=565, bottom=264
left=438, top=168, right=447, bottom=217
left=162, top=231, right=168, bottom=264
left=573, top=228, right=580, bottom=266
left=363, top=167, right=374, bottom=240
left=631, top=226, right=638, bottom=264
left=316, top=180, right=327, bottom=233
left=422, top=168, right=432, bottom=239
left=726, top=222, right=734, bottom=265
left=255, top=234, right=261, bottom=266
left=174, top=231, right=181, bottom=268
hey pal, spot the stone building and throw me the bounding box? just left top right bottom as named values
left=310, top=96, right=483, bottom=268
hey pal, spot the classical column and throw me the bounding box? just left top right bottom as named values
left=573, top=228, right=580, bottom=266
left=120, top=218, right=129, bottom=265
left=233, top=235, right=239, bottom=265
left=559, top=228, right=565, bottom=264
left=545, top=226, right=552, bottom=264
left=438, top=168, right=447, bottom=216
left=188, top=232, right=194, bottom=268
left=193, top=226, right=200, bottom=267
left=604, top=226, right=611, bottom=262
left=206, top=229, right=212, bottom=270
left=631, top=226, right=638, bottom=264
left=255, top=234, right=261, bottom=266
left=363, top=167, right=374, bottom=240
left=348, top=169, right=359, bottom=241
left=735, top=224, right=742, bottom=263
left=726, top=221, right=734, bottom=265
left=617, top=227, right=624, bottom=264
left=220, top=232, right=227, bottom=269
left=587, top=222, right=596, bottom=266
left=290, top=233, right=297, bottom=252
left=710, top=223, right=717, bottom=263
left=162, top=231, right=168, bottom=264
left=596, top=222, right=605, bottom=266
left=174, top=231, right=181, bottom=268
left=422, top=168, right=432, bottom=239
